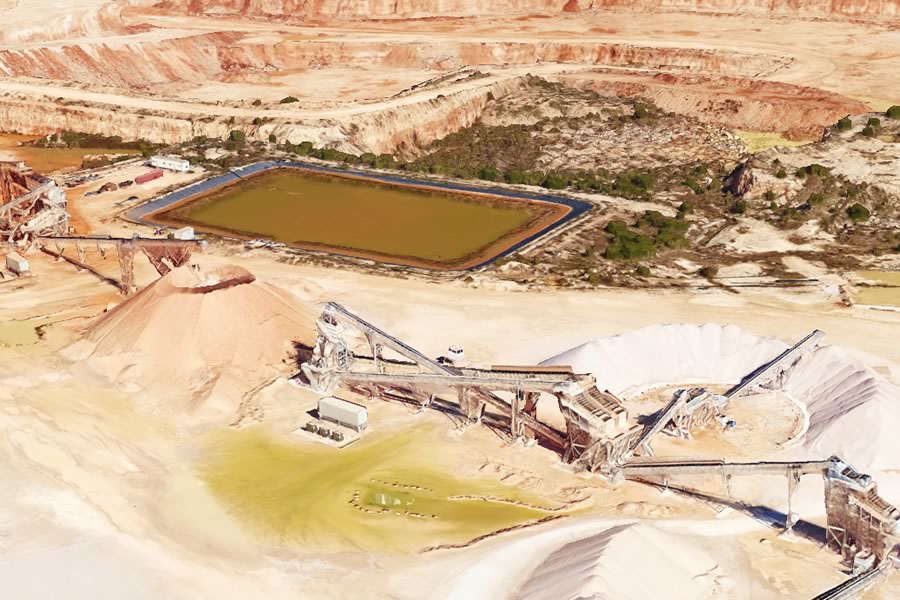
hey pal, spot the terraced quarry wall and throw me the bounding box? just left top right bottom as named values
left=159, top=0, right=900, bottom=19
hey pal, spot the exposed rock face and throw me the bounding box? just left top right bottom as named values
left=562, top=71, right=870, bottom=139
left=158, top=0, right=899, bottom=19
left=219, top=40, right=790, bottom=79
left=0, top=32, right=242, bottom=89
left=0, top=77, right=523, bottom=155
left=724, top=160, right=755, bottom=196
left=0, top=36, right=790, bottom=89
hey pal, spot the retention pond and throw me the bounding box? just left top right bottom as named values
left=133, top=162, right=591, bottom=270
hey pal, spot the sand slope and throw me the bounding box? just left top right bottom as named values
left=65, top=265, right=317, bottom=419
left=514, top=523, right=719, bottom=600
left=542, top=324, right=900, bottom=471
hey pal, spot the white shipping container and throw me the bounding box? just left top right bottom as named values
left=5, top=252, right=29, bottom=275
left=318, top=397, right=368, bottom=431
left=150, top=155, right=191, bottom=173
left=173, top=226, right=194, bottom=240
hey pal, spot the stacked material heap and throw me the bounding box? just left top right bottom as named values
left=543, top=324, right=900, bottom=471
left=66, top=264, right=317, bottom=418
left=514, top=523, right=720, bottom=600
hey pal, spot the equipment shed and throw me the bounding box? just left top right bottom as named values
left=319, top=397, right=368, bottom=432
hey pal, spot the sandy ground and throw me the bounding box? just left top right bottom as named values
left=2, top=228, right=900, bottom=599
left=1, top=2, right=899, bottom=597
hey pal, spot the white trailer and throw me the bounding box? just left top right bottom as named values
left=5, top=252, right=29, bottom=275
left=318, top=397, right=368, bottom=432
left=150, top=155, right=191, bottom=173
left=172, top=226, right=194, bottom=240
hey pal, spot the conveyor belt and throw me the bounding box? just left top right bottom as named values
left=726, top=329, right=824, bottom=399
left=622, top=458, right=835, bottom=477
left=811, top=562, right=891, bottom=600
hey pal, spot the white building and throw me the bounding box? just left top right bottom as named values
left=150, top=155, right=191, bottom=173
left=5, top=252, right=29, bottom=275
left=172, top=226, right=194, bottom=240
left=318, top=397, right=368, bottom=432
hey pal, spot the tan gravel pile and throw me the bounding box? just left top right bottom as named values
left=65, top=264, right=317, bottom=419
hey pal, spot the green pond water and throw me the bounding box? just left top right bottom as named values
left=156, top=169, right=539, bottom=265
left=0, top=316, right=51, bottom=346
left=855, top=271, right=900, bottom=307
left=199, top=427, right=561, bottom=552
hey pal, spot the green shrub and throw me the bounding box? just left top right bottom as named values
left=632, top=103, right=650, bottom=121
left=862, top=126, right=875, bottom=137
left=542, top=173, right=568, bottom=190
left=846, top=203, right=871, bottom=222
left=479, top=166, right=500, bottom=182
left=228, top=130, right=245, bottom=143
left=729, top=200, right=748, bottom=214
left=886, top=105, right=900, bottom=119
left=605, top=234, right=655, bottom=260
left=359, top=152, right=377, bottom=166
left=523, top=171, right=546, bottom=187
left=808, top=192, right=825, bottom=206
left=635, top=265, right=652, bottom=277
left=374, top=154, right=396, bottom=169
left=268, top=133, right=277, bottom=144
left=867, top=117, right=881, bottom=128
left=836, top=116, right=852, bottom=130
left=775, top=168, right=787, bottom=179
left=506, top=170, right=525, bottom=185
left=605, top=220, right=630, bottom=236
left=677, top=201, right=694, bottom=216
left=683, top=178, right=702, bottom=194
left=280, top=96, right=299, bottom=104
left=764, top=190, right=776, bottom=202
left=699, top=265, right=718, bottom=279
left=611, top=170, right=656, bottom=198
left=796, top=163, right=831, bottom=178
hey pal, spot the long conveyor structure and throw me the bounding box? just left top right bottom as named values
left=810, top=561, right=893, bottom=600
left=300, top=302, right=630, bottom=462
left=33, top=234, right=206, bottom=294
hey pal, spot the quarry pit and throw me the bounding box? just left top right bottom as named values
left=0, top=1, right=899, bottom=599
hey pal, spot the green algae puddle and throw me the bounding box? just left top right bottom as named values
left=855, top=271, right=900, bottom=307
left=159, top=169, right=537, bottom=263
left=0, top=316, right=52, bottom=346
left=199, top=427, right=558, bottom=552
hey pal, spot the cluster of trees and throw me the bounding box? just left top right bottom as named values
left=34, top=131, right=159, bottom=157
left=862, top=117, right=882, bottom=137
left=604, top=210, right=689, bottom=260
left=274, top=136, right=659, bottom=198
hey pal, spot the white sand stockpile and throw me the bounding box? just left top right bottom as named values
left=514, top=523, right=720, bottom=600
left=65, top=265, right=317, bottom=419
left=543, top=324, right=900, bottom=471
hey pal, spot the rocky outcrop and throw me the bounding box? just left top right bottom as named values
left=724, top=160, right=755, bottom=196
left=158, top=0, right=900, bottom=20
left=0, top=31, right=790, bottom=91
left=0, top=32, right=242, bottom=89
left=220, top=40, right=791, bottom=79
left=561, top=71, right=869, bottom=139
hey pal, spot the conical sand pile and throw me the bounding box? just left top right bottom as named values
left=515, top=523, right=720, bottom=600
left=66, top=264, right=317, bottom=419
left=542, top=324, right=900, bottom=471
